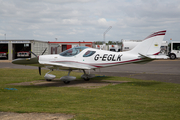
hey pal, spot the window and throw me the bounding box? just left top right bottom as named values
left=173, top=43, right=180, bottom=50
left=124, top=47, right=129, bottom=49
left=60, top=46, right=87, bottom=57
left=83, top=50, right=96, bottom=57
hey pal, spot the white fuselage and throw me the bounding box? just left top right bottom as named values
left=39, top=48, right=141, bottom=70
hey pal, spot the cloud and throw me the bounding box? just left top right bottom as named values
left=62, top=19, right=81, bottom=25
left=0, top=0, right=180, bottom=42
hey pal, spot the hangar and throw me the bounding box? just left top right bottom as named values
left=0, top=40, right=48, bottom=60
left=0, top=40, right=93, bottom=60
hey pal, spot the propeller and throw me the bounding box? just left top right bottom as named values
left=41, top=48, right=47, bottom=55
left=29, top=51, right=37, bottom=57
left=39, top=67, right=41, bottom=75
left=29, top=48, right=47, bottom=76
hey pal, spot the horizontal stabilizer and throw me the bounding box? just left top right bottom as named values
left=139, top=53, right=169, bottom=59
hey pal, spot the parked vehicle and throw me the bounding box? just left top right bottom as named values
left=109, top=45, right=121, bottom=52
left=121, top=40, right=142, bottom=51
left=0, top=52, right=7, bottom=58
left=168, top=41, right=180, bottom=60
left=0, top=45, right=8, bottom=59
left=17, top=47, right=30, bottom=58
left=17, top=51, right=30, bottom=58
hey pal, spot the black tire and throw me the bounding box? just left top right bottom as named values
left=169, top=54, right=176, bottom=60
left=84, top=78, right=90, bottom=81
left=63, top=81, right=70, bottom=84
left=46, top=79, right=52, bottom=81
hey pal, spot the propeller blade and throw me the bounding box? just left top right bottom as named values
left=41, top=48, right=47, bottom=55
left=29, top=51, right=38, bottom=57
left=39, top=67, right=41, bottom=75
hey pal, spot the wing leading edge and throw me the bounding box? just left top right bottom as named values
left=39, top=61, right=93, bottom=70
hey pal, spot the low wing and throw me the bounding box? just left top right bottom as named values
left=12, top=57, right=92, bottom=70
left=39, top=61, right=92, bottom=70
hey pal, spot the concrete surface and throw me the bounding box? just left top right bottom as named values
left=91, top=60, right=180, bottom=84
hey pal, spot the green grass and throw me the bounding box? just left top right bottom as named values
left=0, top=68, right=180, bottom=120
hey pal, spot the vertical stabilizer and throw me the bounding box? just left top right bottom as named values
left=128, top=30, right=166, bottom=55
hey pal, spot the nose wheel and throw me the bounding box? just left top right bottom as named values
left=44, top=70, right=56, bottom=81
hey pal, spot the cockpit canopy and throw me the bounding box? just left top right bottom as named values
left=59, top=46, right=88, bottom=57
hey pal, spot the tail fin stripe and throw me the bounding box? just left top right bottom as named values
left=144, top=30, right=166, bottom=40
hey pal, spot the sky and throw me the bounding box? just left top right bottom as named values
left=0, top=0, right=180, bottom=42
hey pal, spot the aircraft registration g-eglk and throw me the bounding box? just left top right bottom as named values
left=12, top=30, right=168, bottom=84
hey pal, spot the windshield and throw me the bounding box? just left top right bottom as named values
left=60, top=46, right=88, bottom=57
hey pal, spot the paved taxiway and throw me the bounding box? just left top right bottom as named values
left=91, top=60, right=180, bottom=84
left=0, top=60, right=180, bottom=84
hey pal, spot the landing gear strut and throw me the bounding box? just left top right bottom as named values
left=81, top=70, right=95, bottom=81
left=82, top=70, right=90, bottom=81
left=44, top=69, right=56, bottom=81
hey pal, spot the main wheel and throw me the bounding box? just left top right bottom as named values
left=84, top=78, right=90, bottom=81
left=63, top=81, right=70, bottom=84
left=169, top=54, right=176, bottom=60
left=46, top=79, right=52, bottom=81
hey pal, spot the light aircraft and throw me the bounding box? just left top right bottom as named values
left=12, top=30, right=168, bottom=84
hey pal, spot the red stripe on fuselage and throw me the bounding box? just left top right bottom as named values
left=51, top=58, right=142, bottom=68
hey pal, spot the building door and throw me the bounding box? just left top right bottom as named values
left=51, top=47, right=57, bottom=54
left=0, top=44, right=8, bottom=60
left=62, top=45, right=67, bottom=52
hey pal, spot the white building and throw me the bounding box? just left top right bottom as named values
left=0, top=40, right=48, bottom=60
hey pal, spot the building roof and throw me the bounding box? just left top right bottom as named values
left=48, top=41, right=93, bottom=44
left=0, top=39, right=48, bottom=43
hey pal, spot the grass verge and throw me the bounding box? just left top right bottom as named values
left=0, top=68, right=180, bottom=120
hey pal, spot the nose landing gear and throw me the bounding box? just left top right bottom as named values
left=44, top=69, right=56, bottom=81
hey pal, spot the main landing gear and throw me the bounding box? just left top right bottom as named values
left=60, top=70, right=76, bottom=84
left=81, top=70, right=95, bottom=81
left=44, top=69, right=95, bottom=84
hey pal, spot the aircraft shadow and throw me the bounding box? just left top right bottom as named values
left=9, top=76, right=162, bottom=89
left=9, top=76, right=120, bottom=88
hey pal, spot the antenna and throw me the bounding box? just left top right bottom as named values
left=103, top=26, right=112, bottom=43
